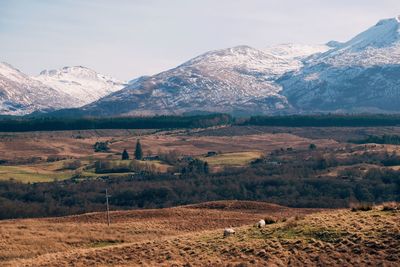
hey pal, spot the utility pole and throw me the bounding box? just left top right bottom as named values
left=105, top=189, right=111, bottom=226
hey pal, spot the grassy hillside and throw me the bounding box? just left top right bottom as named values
left=1, top=201, right=399, bottom=266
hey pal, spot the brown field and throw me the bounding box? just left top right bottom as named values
left=0, top=128, right=339, bottom=161
left=0, top=128, right=340, bottom=182
left=1, top=201, right=398, bottom=266
left=195, top=126, right=400, bottom=142
left=1, top=201, right=320, bottom=266
left=2, top=126, right=400, bottom=183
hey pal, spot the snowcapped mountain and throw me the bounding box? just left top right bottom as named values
left=280, top=16, right=400, bottom=113
left=263, top=43, right=331, bottom=60
left=80, top=46, right=291, bottom=116
left=81, top=14, right=400, bottom=117
left=80, top=44, right=332, bottom=116
left=0, top=64, right=125, bottom=115
left=3, top=16, right=400, bottom=116
left=34, top=66, right=125, bottom=106
left=0, top=62, right=75, bottom=115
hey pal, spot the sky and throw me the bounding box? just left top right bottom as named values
left=0, top=0, right=399, bottom=80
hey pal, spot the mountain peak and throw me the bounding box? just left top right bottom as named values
left=34, top=66, right=125, bottom=107
left=39, top=66, right=96, bottom=77
left=329, top=16, right=400, bottom=53
left=375, top=16, right=400, bottom=26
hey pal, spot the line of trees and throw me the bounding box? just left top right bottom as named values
left=242, top=114, right=400, bottom=127
left=351, top=135, right=400, bottom=145
left=0, top=114, right=232, bottom=132
left=4, top=114, right=400, bottom=132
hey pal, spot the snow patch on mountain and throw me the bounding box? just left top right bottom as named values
left=263, top=43, right=331, bottom=60
left=0, top=62, right=75, bottom=115
left=314, top=17, right=400, bottom=67
left=280, top=16, right=400, bottom=113
left=83, top=46, right=302, bottom=116
left=35, top=66, right=125, bottom=106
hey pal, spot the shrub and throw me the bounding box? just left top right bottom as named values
left=350, top=202, right=373, bottom=212
left=122, top=149, right=129, bottom=160
left=382, top=202, right=399, bottom=211
left=47, top=155, right=66, bottom=162
left=62, top=160, right=81, bottom=170
left=309, top=143, right=317, bottom=150
left=94, top=142, right=110, bottom=152
left=264, top=216, right=277, bottom=224
left=294, top=215, right=305, bottom=221
left=282, top=219, right=299, bottom=230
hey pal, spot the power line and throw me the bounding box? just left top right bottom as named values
left=105, top=188, right=111, bottom=226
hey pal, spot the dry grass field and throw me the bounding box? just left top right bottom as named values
left=1, top=201, right=398, bottom=266
left=199, top=151, right=264, bottom=167
left=0, top=128, right=339, bottom=182
left=0, top=129, right=338, bottom=161
left=1, top=126, right=400, bottom=183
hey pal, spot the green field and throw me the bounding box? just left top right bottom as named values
left=0, top=165, right=73, bottom=183
left=0, top=152, right=258, bottom=183
left=200, top=151, right=263, bottom=167
left=0, top=158, right=172, bottom=183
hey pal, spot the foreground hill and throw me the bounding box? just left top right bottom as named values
left=1, top=201, right=399, bottom=266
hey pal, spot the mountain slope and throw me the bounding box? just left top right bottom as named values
left=5, top=16, right=400, bottom=116
left=80, top=45, right=332, bottom=116
left=0, top=63, right=75, bottom=115
left=280, top=16, right=400, bottom=113
left=34, top=66, right=125, bottom=106
left=263, top=43, right=330, bottom=61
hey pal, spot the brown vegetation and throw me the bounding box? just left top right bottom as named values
left=1, top=201, right=399, bottom=266
left=1, top=201, right=320, bottom=266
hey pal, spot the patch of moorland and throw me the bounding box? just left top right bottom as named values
left=3, top=202, right=398, bottom=266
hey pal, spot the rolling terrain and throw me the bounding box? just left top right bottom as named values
left=0, top=124, right=399, bottom=266
left=1, top=201, right=398, bottom=266
left=0, top=127, right=338, bottom=183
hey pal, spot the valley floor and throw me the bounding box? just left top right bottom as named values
left=1, top=201, right=399, bottom=266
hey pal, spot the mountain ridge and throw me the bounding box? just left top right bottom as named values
left=2, top=16, right=400, bottom=116
left=280, top=16, right=400, bottom=113
left=0, top=64, right=125, bottom=115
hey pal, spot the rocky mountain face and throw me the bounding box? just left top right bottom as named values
left=35, top=66, right=125, bottom=106
left=81, top=44, right=330, bottom=116
left=2, top=16, right=400, bottom=116
left=0, top=64, right=124, bottom=115
left=0, top=63, right=75, bottom=115
left=279, top=17, right=400, bottom=113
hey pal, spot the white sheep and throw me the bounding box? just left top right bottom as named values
left=223, top=228, right=235, bottom=237
left=256, top=219, right=266, bottom=228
